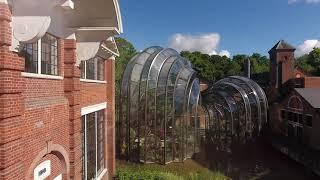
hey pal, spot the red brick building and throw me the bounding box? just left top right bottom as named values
left=0, top=0, right=122, bottom=179
left=268, top=40, right=320, bottom=150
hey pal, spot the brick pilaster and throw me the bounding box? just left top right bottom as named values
left=63, top=39, right=82, bottom=179
left=105, top=58, right=116, bottom=178
left=0, top=2, right=25, bottom=179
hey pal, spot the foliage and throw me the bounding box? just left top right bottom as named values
left=115, top=37, right=138, bottom=94
left=181, top=51, right=269, bottom=82
left=296, top=48, right=320, bottom=76
left=116, top=160, right=228, bottom=180
left=116, top=170, right=183, bottom=180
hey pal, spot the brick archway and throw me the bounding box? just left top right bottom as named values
left=26, top=142, right=70, bottom=180
left=287, top=95, right=303, bottom=111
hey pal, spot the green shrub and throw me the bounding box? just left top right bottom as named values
left=116, top=160, right=229, bottom=180
left=116, top=170, right=183, bottom=180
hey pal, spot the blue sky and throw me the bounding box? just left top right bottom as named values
left=119, top=0, right=320, bottom=57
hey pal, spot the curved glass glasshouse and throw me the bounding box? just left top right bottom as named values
left=119, top=47, right=202, bottom=164
left=202, top=76, right=268, bottom=151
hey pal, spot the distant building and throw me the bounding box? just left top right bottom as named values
left=268, top=40, right=320, bottom=150
left=0, top=0, right=122, bottom=179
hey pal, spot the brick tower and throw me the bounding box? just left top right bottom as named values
left=268, top=40, right=296, bottom=102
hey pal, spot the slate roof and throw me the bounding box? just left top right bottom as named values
left=295, top=88, right=320, bottom=109
left=269, top=40, right=296, bottom=53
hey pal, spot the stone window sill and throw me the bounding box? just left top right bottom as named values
left=80, top=78, right=107, bottom=84
left=21, top=72, right=63, bottom=80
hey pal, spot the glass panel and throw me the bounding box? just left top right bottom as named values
left=86, top=59, right=95, bottom=80
left=97, top=110, right=105, bottom=174
left=20, top=41, right=38, bottom=73
left=41, top=33, right=58, bottom=75
left=97, top=58, right=105, bottom=81
left=81, top=116, right=86, bottom=179
left=86, top=112, right=96, bottom=179
left=119, top=47, right=201, bottom=164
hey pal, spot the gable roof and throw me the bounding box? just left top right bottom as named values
left=269, top=40, right=296, bottom=54
left=295, top=88, right=320, bottom=109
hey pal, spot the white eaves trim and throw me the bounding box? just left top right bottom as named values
left=81, top=102, right=107, bottom=116
left=0, top=0, right=8, bottom=4
left=22, top=72, right=64, bottom=80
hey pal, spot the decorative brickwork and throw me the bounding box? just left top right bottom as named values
left=0, top=3, right=24, bottom=179
left=63, top=39, right=82, bottom=179
left=0, top=3, right=117, bottom=178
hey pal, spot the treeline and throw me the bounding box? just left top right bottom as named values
left=180, top=51, right=269, bottom=81
left=115, top=37, right=320, bottom=84
left=296, top=48, right=320, bottom=76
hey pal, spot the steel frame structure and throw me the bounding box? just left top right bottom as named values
left=119, top=47, right=201, bottom=164
left=202, top=76, right=268, bottom=151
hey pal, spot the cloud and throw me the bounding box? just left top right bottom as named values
left=168, top=33, right=231, bottom=58
left=218, top=50, right=231, bottom=57
left=295, top=40, right=320, bottom=57
left=288, top=0, right=320, bottom=4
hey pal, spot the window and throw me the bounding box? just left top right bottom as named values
left=305, top=115, right=313, bottom=127
left=281, top=110, right=286, bottom=120
left=20, top=33, right=59, bottom=76
left=80, top=57, right=105, bottom=81
left=81, top=110, right=105, bottom=179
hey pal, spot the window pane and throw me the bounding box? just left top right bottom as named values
left=83, top=57, right=105, bottom=81
left=41, top=33, right=58, bottom=75
left=281, top=110, right=286, bottom=120
left=305, top=115, right=313, bottom=127
left=97, top=58, right=105, bottom=81
left=80, top=61, right=86, bottom=79
left=20, top=42, right=38, bottom=73
left=81, top=116, right=86, bottom=179
left=97, top=110, right=105, bottom=173
left=86, top=112, right=96, bottom=179
left=86, top=59, right=95, bottom=79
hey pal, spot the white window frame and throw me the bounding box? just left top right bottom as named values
left=21, top=34, right=62, bottom=79
left=80, top=58, right=106, bottom=84
left=81, top=102, right=107, bottom=179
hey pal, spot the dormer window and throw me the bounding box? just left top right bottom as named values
left=20, top=33, right=59, bottom=76
left=80, top=57, right=105, bottom=81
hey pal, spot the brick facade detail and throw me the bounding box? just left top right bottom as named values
left=0, top=3, right=116, bottom=179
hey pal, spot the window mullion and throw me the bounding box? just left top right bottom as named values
left=84, top=61, right=87, bottom=79
left=84, top=115, right=88, bottom=180
left=37, top=39, right=41, bottom=74
left=94, top=58, right=98, bottom=80
left=95, top=112, right=98, bottom=177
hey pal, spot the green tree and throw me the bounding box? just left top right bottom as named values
left=115, top=37, right=137, bottom=84
left=115, top=37, right=137, bottom=118
left=181, top=51, right=243, bottom=81
left=296, top=48, right=320, bottom=76
left=249, top=53, right=269, bottom=74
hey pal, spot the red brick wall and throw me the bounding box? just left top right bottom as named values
left=277, top=51, right=295, bottom=85
left=269, top=90, right=320, bottom=148
left=0, top=3, right=116, bottom=179
left=63, top=39, right=82, bottom=179
left=0, top=3, right=25, bottom=179
left=80, top=82, right=107, bottom=107
left=304, top=77, right=320, bottom=88
left=105, top=59, right=116, bottom=179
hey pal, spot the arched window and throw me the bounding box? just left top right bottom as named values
left=288, top=96, right=303, bottom=110
left=20, top=33, right=59, bottom=76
